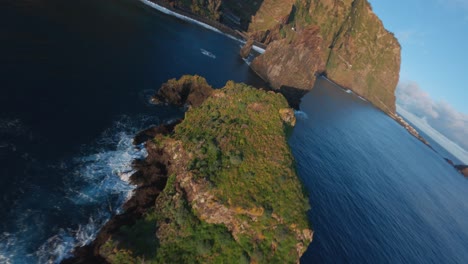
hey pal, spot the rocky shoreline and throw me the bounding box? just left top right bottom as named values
left=141, top=0, right=267, bottom=50
left=140, top=0, right=401, bottom=113
left=62, top=122, right=179, bottom=264
left=62, top=76, right=215, bottom=263
left=62, top=75, right=312, bottom=263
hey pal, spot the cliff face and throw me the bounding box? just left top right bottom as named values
left=97, top=76, right=312, bottom=263
left=163, top=0, right=223, bottom=20
left=159, top=0, right=401, bottom=113
left=248, top=0, right=400, bottom=113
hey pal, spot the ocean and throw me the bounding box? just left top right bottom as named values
left=1, top=0, right=467, bottom=263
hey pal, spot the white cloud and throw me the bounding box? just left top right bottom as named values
left=396, top=81, right=468, bottom=156
left=397, top=106, right=468, bottom=164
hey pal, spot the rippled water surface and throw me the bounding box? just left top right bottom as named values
left=293, top=79, right=468, bottom=263
left=0, top=0, right=262, bottom=262
left=1, top=0, right=467, bottom=263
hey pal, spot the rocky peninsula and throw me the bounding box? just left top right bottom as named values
left=63, top=75, right=312, bottom=263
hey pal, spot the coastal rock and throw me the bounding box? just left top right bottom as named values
left=455, top=165, right=468, bottom=177
left=156, top=0, right=401, bottom=112
left=133, top=120, right=180, bottom=145
left=151, top=75, right=213, bottom=108
left=96, top=77, right=312, bottom=263
left=61, top=123, right=176, bottom=264
left=279, top=108, right=296, bottom=127
left=248, top=0, right=400, bottom=113
left=251, top=26, right=324, bottom=107
left=462, top=168, right=468, bottom=177
left=239, top=38, right=254, bottom=58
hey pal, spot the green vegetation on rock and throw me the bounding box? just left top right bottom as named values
left=161, top=0, right=401, bottom=113
left=100, top=77, right=312, bottom=263
left=249, top=0, right=400, bottom=114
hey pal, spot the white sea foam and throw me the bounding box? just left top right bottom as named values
left=35, top=129, right=144, bottom=263
left=295, top=110, right=309, bottom=120
left=0, top=115, right=162, bottom=263
left=139, top=0, right=265, bottom=54
left=252, top=46, right=265, bottom=54
left=140, top=0, right=223, bottom=33
left=200, top=48, right=216, bottom=59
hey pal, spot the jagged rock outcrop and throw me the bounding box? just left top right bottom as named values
left=249, top=0, right=400, bottom=113
left=151, top=74, right=213, bottom=108
left=156, top=0, right=401, bottom=113
left=239, top=38, right=254, bottom=58
left=251, top=25, right=325, bottom=106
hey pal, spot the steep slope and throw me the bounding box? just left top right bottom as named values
left=97, top=76, right=312, bottom=263
left=157, top=0, right=401, bottom=113
left=248, top=0, right=400, bottom=113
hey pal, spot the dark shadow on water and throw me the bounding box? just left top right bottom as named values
left=279, top=85, right=309, bottom=109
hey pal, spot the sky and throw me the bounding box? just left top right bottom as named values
left=368, top=0, right=468, bottom=159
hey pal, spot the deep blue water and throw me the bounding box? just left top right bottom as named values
left=293, top=79, right=468, bottom=263
left=1, top=0, right=467, bottom=263
left=0, top=0, right=263, bottom=262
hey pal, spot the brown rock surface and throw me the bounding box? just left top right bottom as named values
left=251, top=26, right=324, bottom=93
left=239, top=38, right=254, bottom=58
left=151, top=75, right=213, bottom=108
left=455, top=165, right=468, bottom=177
left=236, top=0, right=400, bottom=113
left=154, top=0, right=401, bottom=113
left=462, top=168, right=468, bottom=177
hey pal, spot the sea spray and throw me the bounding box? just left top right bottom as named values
left=295, top=110, right=309, bottom=120
left=0, top=115, right=161, bottom=263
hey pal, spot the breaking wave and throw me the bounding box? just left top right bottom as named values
left=295, top=110, right=309, bottom=120
left=0, top=115, right=161, bottom=263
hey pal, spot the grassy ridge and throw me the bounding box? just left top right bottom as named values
left=100, top=78, right=311, bottom=263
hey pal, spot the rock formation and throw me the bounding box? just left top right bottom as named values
left=63, top=76, right=312, bottom=263
left=158, top=0, right=401, bottom=113
left=151, top=74, right=213, bottom=108
left=247, top=0, right=400, bottom=113
left=239, top=38, right=254, bottom=59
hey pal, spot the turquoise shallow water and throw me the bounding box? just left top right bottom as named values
left=1, top=0, right=467, bottom=263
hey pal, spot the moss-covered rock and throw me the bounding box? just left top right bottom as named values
left=100, top=76, right=312, bottom=263
left=151, top=75, right=213, bottom=108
